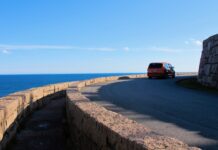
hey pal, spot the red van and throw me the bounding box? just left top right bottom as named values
left=147, top=62, right=175, bottom=79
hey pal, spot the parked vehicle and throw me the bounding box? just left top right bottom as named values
left=147, top=62, right=175, bottom=79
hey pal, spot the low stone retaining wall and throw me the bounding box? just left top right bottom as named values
left=66, top=74, right=200, bottom=150
left=198, top=34, right=218, bottom=88
left=0, top=81, right=75, bottom=149
left=0, top=73, right=200, bottom=150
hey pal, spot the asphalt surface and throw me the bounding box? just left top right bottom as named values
left=81, top=76, right=218, bottom=150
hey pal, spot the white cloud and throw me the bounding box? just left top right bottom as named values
left=193, top=40, right=202, bottom=46
left=149, top=46, right=182, bottom=53
left=131, top=46, right=200, bottom=53
left=1, top=49, right=10, bottom=54
left=185, top=41, right=189, bottom=45
left=185, top=39, right=202, bottom=47
left=0, top=43, right=201, bottom=54
left=0, top=44, right=116, bottom=52
left=123, top=47, right=130, bottom=51
left=0, top=44, right=72, bottom=50
left=134, top=46, right=182, bottom=53
left=80, top=47, right=116, bottom=51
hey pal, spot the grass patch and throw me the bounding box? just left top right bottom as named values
left=177, top=77, right=218, bottom=94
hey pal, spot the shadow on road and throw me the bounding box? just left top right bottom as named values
left=82, top=77, right=218, bottom=150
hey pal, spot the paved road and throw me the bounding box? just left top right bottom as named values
left=81, top=76, right=218, bottom=150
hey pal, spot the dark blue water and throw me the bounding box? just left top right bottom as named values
left=0, top=73, right=139, bottom=98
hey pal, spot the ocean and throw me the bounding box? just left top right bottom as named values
left=0, top=73, right=139, bottom=98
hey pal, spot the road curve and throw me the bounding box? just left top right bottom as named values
left=81, top=76, right=218, bottom=150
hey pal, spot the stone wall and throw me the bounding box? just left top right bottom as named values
left=0, top=73, right=200, bottom=150
left=198, top=34, right=218, bottom=88
left=0, top=81, right=75, bottom=149
left=66, top=74, right=200, bottom=150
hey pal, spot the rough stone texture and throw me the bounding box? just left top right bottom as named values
left=66, top=75, right=200, bottom=150
left=0, top=82, right=76, bottom=150
left=198, top=34, right=218, bottom=88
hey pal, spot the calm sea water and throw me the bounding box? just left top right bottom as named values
left=0, top=73, right=139, bottom=98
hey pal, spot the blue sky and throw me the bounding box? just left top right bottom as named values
left=0, top=0, right=217, bottom=74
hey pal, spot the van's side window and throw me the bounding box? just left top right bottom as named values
left=164, top=64, right=169, bottom=69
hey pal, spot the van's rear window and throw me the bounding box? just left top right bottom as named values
left=148, top=63, right=162, bottom=68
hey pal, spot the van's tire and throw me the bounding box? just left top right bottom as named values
left=172, top=74, right=175, bottom=78
left=148, top=76, right=152, bottom=79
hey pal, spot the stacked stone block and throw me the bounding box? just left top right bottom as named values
left=198, top=34, right=218, bottom=88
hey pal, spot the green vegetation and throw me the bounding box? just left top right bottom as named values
left=177, top=77, right=218, bottom=94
